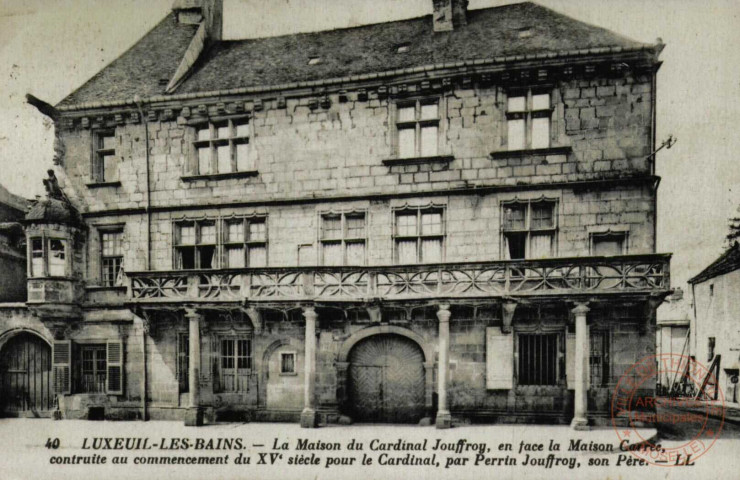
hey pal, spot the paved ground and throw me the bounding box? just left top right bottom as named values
left=0, top=418, right=738, bottom=480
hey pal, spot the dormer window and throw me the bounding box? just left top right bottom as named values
left=396, top=44, right=410, bottom=53
left=308, top=57, right=322, bottom=65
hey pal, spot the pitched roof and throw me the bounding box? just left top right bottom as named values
left=689, top=242, right=740, bottom=285
left=57, top=2, right=649, bottom=108
left=25, top=197, right=82, bottom=227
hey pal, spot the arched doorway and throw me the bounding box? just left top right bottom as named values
left=0, top=332, right=53, bottom=417
left=348, top=334, right=425, bottom=423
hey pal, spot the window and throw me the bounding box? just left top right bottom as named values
left=394, top=207, right=444, bottom=264
left=174, top=220, right=217, bottom=269
left=320, top=212, right=366, bottom=266
left=589, top=330, right=609, bottom=387
left=518, top=333, right=558, bottom=385
left=280, top=352, right=296, bottom=374
left=591, top=232, right=627, bottom=256
left=92, top=130, right=118, bottom=182
left=78, top=344, right=106, bottom=393
left=223, top=217, right=267, bottom=268
left=507, top=90, right=551, bottom=150
left=28, top=237, right=67, bottom=277
left=177, top=333, right=189, bottom=393
left=502, top=200, right=556, bottom=259
left=218, top=336, right=252, bottom=393
left=193, top=118, right=251, bottom=175
left=396, top=99, right=439, bottom=158
left=101, top=230, right=124, bottom=286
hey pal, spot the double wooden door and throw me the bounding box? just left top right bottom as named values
left=0, top=333, right=54, bottom=416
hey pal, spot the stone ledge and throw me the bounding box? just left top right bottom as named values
left=490, top=146, right=572, bottom=159
left=86, top=181, right=122, bottom=188
left=382, top=155, right=454, bottom=166
left=181, top=171, right=259, bottom=182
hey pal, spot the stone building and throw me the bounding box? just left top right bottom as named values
left=688, top=243, right=740, bottom=405
left=7, top=0, right=671, bottom=427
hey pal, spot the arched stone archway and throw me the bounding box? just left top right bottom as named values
left=337, top=326, right=434, bottom=422
left=0, top=330, right=54, bottom=416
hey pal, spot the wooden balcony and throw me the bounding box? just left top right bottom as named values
left=126, top=254, right=671, bottom=305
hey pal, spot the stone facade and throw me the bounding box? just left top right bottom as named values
left=2, top=0, right=671, bottom=428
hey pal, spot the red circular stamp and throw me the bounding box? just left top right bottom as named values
left=611, top=353, right=725, bottom=466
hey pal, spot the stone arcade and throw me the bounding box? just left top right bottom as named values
left=0, top=0, right=671, bottom=428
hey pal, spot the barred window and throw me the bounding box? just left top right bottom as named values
left=518, top=333, right=558, bottom=386
left=394, top=207, right=444, bottom=264
left=177, top=333, right=189, bottom=393
left=589, top=330, right=609, bottom=387
left=101, top=230, right=124, bottom=286
left=320, top=212, right=366, bottom=266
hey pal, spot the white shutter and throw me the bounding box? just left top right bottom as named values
left=106, top=341, right=123, bottom=395
left=486, top=327, right=513, bottom=389
left=53, top=340, right=71, bottom=394
left=566, top=332, right=575, bottom=389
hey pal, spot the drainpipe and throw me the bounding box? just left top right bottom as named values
left=142, top=324, right=148, bottom=421
left=133, top=95, right=152, bottom=270
left=651, top=69, right=658, bottom=253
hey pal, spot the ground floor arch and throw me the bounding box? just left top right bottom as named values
left=0, top=331, right=54, bottom=416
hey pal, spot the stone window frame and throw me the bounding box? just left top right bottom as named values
left=505, top=88, right=554, bottom=151
left=500, top=196, right=559, bottom=260
left=98, top=225, right=125, bottom=287
left=90, top=128, right=119, bottom=184
left=173, top=218, right=218, bottom=270
left=589, top=228, right=629, bottom=256
left=28, top=234, right=69, bottom=278
left=392, top=204, right=446, bottom=264
left=514, top=322, right=567, bottom=389
left=318, top=209, right=367, bottom=266
left=222, top=215, right=268, bottom=268
left=392, top=97, right=445, bottom=160
left=279, top=350, right=297, bottom=376
left=188, top=115, right=255, bottom=178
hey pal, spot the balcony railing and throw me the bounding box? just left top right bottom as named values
left=126, top=254, right=670, bottom=303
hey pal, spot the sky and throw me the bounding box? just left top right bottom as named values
left=1, top=0, right=739, bottom=290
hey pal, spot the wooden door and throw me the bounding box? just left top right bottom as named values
left=0, top=333, right=53, bottom=416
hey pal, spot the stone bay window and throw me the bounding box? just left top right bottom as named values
left=29, top=236, right=67, bottom=277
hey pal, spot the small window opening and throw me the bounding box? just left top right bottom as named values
left=308, top=57, right=322, bottom=65
left=396, top=44, right=410, bottom=53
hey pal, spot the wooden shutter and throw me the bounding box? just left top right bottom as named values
left=211, top=335, right=220, bottom=393
left=566, top=332, right=575, bottom=389
left=486, top=327, right=513, bottom=389
left=106, top=341, right=123, bottom=394
left=53, top=340, right=72, bottom=394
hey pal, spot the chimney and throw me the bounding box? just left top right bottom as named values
left=432, top=0, right=468, bottom=32
left=173, top=0, right=222, bottom=41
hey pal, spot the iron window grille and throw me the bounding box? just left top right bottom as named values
left=518, top=333, right=559, bottom=386
left=589, top=330, right=610, bottom=387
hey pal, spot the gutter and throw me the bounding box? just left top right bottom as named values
left=56, top=45, right=661, bottom=112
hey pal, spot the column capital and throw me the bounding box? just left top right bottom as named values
left=302, top=305, right=317, bottom=320
left=571, top=303, right=590, bottom=316
left=184, top=308, right=202, bottom=319
left=436, top=303, right=451, bottom=322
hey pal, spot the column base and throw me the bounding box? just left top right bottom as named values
left=300, top=408, right=318, bottom=428
left=184, top=407, right=204, bottom=427
left=435, top=410, right=452, bottom=429
left=570, top=416, right=589, bottom=431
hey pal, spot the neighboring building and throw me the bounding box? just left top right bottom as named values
left=689, top=242, right=740, bottom=404
left=0, top=184, right=28, bottom=302
left=655, top=287, right=691, bottom=393
left=7, top=0, right=671, bottom=428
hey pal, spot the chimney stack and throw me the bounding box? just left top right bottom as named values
left=433, top=0, right=468, bottom=32
left=173, top=0, right=222, bottom=41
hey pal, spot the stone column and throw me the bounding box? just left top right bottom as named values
left=185, top=309, right=203, bottom=426
left=436, top=304, right=452, bottom=429
left=571, top=303, right=590, bottom=430
left=300, top=306, right=318, bottom=428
